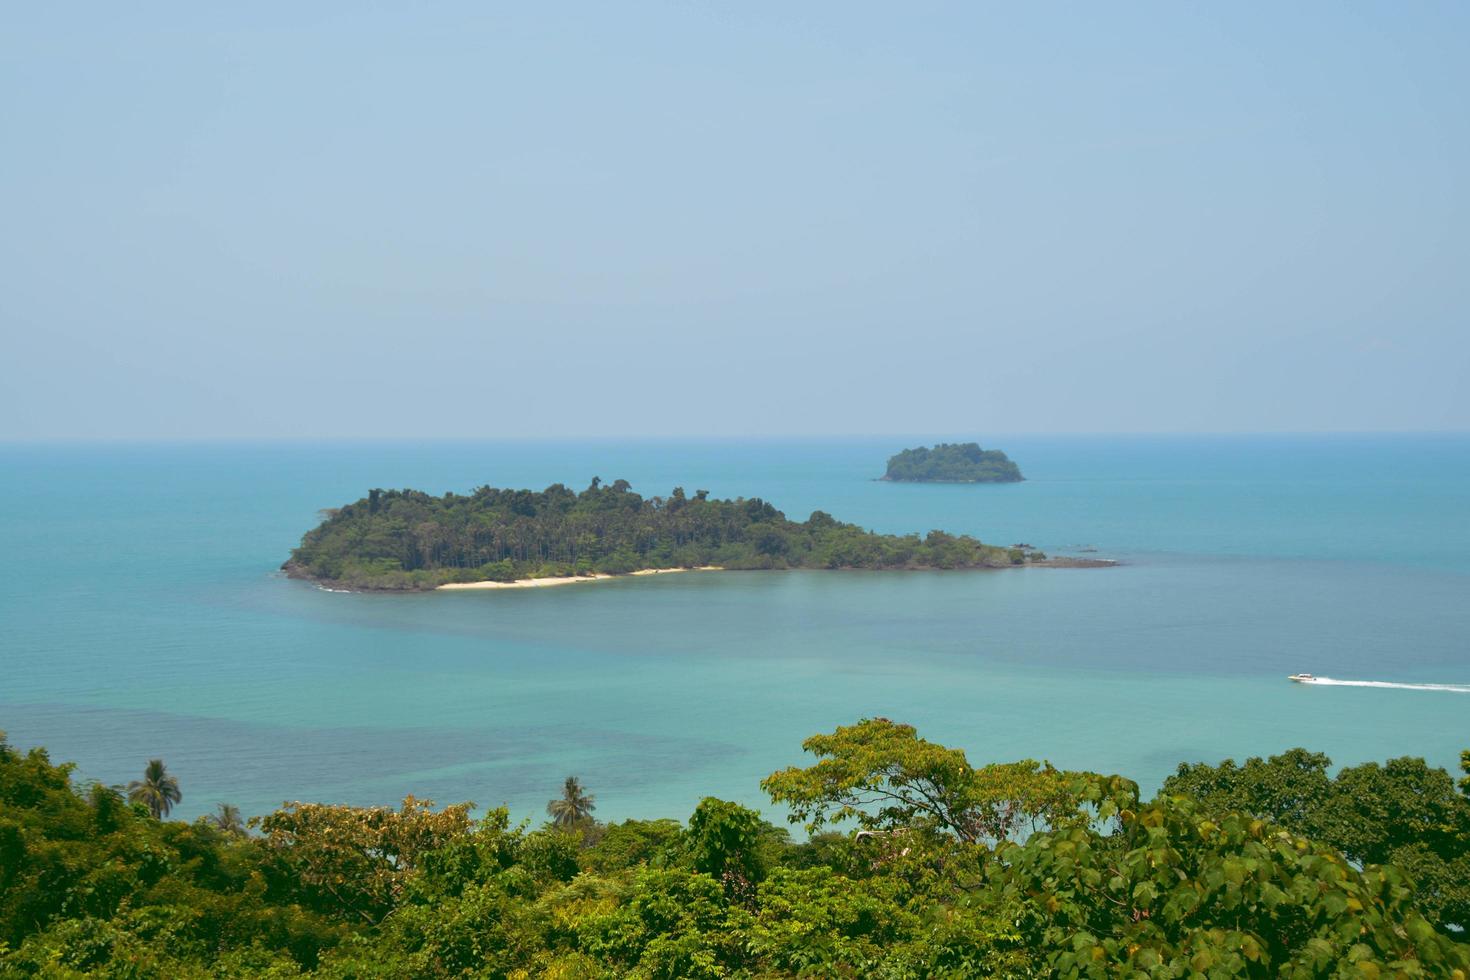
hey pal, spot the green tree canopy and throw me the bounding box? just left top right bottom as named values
left=252, top=795, right=474, bottom=925
left=1165, top=748, right=1470, bottom=932
left=992, top=782, right=1470, bottom=975
left=760, top=717, right=1112, bottom=845
left=2, top=727, right=1467, bottom=977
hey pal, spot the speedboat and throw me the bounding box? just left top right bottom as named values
left=1287, top=673, right=1315, bottom=683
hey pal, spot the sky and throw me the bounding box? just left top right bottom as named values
left=2, top=3, right=1467, bottom=439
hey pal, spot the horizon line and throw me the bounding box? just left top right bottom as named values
left=2, top=429, right=1468, bottom=447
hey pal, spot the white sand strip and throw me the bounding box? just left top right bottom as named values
left=436, top=567, right=721, bottom=590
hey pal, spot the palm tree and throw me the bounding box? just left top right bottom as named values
left=209, top=802, right=246, bottom=836
left=546, top=776, right=596, bottom=828
left=127, top=759, right=182, bottom=820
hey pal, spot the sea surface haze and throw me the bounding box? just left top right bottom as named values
left=1, top=435, right=1467, bottom=824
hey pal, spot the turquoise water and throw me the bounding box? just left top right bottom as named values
left=1, top=436, right=1467, bottom=824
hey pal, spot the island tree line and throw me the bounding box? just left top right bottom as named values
left=286, top=479, right=1043, bottom=590
left=882, top=443, right=1025, bottom=483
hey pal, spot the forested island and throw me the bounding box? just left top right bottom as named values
left=882, top=443, right=1024, bottom=483
left=4, top=723, right=1468, bottom=976
left=284, top=479, right=1061, bottom=591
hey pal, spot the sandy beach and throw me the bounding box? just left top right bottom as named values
left=436, top=566, right=721, bottom=590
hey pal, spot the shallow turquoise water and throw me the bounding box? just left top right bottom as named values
left=1, top=436, right=1467, bottom=824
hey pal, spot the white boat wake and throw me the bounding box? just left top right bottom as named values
left=1299, top=676, right=1470, bottom=693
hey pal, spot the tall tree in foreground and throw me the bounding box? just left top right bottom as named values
left=126, top=758, right=181, bottom=819
left=547, top=775, right=596, bottom=828
left=761, top=717, right=1110, bottom=844
left=208, top=802, right=246, bottom=836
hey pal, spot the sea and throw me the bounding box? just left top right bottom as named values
left=1, top=435, right=1467, bottom=826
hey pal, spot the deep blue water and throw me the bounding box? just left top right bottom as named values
left=1, top=435, right=1467, bottom=825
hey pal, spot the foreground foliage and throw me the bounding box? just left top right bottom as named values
left=1165, top=748, right=1470, bottom=934
left=882, top=444, right=1025, bottom=483
left=3, top=725, right=1468, bottom=978
left=285, top=479, right=1030, bottom=590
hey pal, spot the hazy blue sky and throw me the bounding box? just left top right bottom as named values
left=2, top=3, right=1466, bottom=438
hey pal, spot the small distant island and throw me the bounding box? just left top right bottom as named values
left=881, top=443, right=1024, bottom=483
left=283, top=479, right=1099, bottom=591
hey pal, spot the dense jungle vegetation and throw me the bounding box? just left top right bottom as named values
left=284, top=480, right=1039, bottom=590
left=3, top=722, right=1469, bottom=978
left=882, top=444, right=1024, bottom=483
